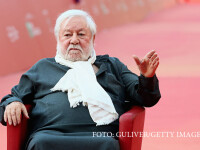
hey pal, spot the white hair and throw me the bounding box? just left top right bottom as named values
left=54, top=9, right=96, bottom=40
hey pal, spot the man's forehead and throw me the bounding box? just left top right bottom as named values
left=62, top=16, right=88, bottom=29
left=64, top=28, right=86, bottom=32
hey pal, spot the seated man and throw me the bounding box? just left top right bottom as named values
left=0, top=9, right=161, bottom=150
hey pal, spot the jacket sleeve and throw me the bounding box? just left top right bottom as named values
left=116, top=58, right=161, bottom=107
left=0, top=65, right=37, bottom=125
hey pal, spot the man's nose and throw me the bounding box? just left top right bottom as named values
left=70, top=34, right=79, bottom=44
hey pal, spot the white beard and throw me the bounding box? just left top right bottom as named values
left=56, top=39, right=94, bottom=62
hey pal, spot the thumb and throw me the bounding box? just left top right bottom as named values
left=21, top=105, right=30, bottom=119
left=132, top=55, right=141, bottom=66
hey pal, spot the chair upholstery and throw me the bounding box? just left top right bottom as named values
left=7, top=105, right=145, bottom=150
left=7, top=105, right=32, bottom=150
left=119, top=106, right=145, bottom=150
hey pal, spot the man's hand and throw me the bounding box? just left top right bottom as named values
left=133, top=50, right=159, bottom=77
left=4, top=101, right=29, bottom=126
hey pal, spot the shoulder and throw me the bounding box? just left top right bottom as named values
left=96, top=55, right=125, bottom=68
left=34, top=57, right=55, bottom=66
left=24, top=57, right=56, bottom=74
left=96, top=55, right=122, bottom=64
left=29, top=57, right=55, bottom=70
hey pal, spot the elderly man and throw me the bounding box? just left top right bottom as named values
left=0, top=9, right=161, bottom=150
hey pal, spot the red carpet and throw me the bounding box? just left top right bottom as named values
left=1, top=3, right=200, bottom=150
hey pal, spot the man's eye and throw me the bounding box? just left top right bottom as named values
left=64, top=34, right=71, bottom=37
left=78, top=33, right=85, bottom=36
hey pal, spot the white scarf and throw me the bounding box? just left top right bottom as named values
left=51, top=50, right=118, bottom=126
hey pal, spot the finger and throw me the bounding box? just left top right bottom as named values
left=145, top=50, right=156, bottom=59
left=151, top=57, right=159, bottom=65
left=132, top=55, right=141, bottom=66
left=11, top=108, right=17, bottom=126
left=149, top=53, right=158, bottom=64
left=7, top=108, right=12, bottom=125
left=151, top=61, right=159, bottom=73
left=4, top=109, right=7, bottom=123
left=22, top=105, right=29, bottom=119
left=154, top=61, right=159, bottom=68
left=16, top=108, right=22, bottom=124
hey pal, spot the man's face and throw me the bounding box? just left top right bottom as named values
left=58, top=16, right=94, bottom=61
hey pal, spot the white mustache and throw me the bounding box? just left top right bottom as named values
left=67, top=44, right=83, bottom=53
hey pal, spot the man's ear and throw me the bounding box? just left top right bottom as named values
left=92, top=35, right=95, bottom=44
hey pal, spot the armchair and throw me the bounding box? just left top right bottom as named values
left=7, top=105, right=145, bottom=150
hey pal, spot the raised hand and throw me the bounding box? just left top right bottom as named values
left=133, top=50, right=159, bottom=77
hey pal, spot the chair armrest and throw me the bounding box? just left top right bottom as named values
left=7, top=104, right=32, bottom=150
left=119, top=106, right=145, bottom=150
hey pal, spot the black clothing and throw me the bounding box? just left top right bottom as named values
left=0, top=55, right=161, bottom=150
